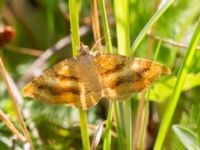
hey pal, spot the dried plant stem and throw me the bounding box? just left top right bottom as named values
left=0, top=108, right=25, bottom=142
left=147, top=33, right=200, bottom=50
left=73, top=122, right=118, bottom=138
left=133, top=91, right=146, bottom=149
left=134, top=2, right=160, bottom=148
left=0, top=58, right=34, bottom=150
left=91, top=0, right=101, bottom=50
left=91, top=123, right=104, bottom=150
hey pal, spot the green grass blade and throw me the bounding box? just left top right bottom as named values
left=99, top=0, right=112, bottom=53
left=153, top=39, right=162, bottom=61
left=124, top=100, right=132, bottom=150
left=114, top=0, right=131, bottom=149
left=69, top=1, right=90, bottom=150
left=46, top=0, right=55, bottom=44
left=103, top=104, right=113, bottom=150
left=154, top=18, right=200, bottom=150
left=114, top=0, right=130, bottom=55
left=131, top=0, right=174, bottom=54
left=69, top=0, right=80, bottom=56
left=114, top=102, right=124, bottom=150
left=140, top=92, right=150, bottom=150
left=99, top=0, right=113, bottom=149
left=79, top=110, right=90, bottom=150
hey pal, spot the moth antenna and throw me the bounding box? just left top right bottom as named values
left=91, top=36, right=105, bottom=51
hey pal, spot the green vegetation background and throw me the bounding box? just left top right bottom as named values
left=0, top=0, right=199, bottom=149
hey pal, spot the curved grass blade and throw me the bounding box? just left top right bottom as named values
left=173, top=125, right=200, bottom=150
left=131, top=0, right=174, bottom=54
left=91, top=122, right=104, bottom=150
left=154, top=18, right=200, bottom=150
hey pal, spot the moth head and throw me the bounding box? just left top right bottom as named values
left=79, top=43, right=90, bottom=55
left=22, top=82, right=36, bottom=99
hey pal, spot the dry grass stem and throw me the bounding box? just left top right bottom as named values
left=132, top=91, right=147, bottom=149
left=91, top=0, right=102, bottom=50
left=73, top=122, right=117, bottom=138
left=0, top=57, right=34, bottom=150
left=91, top=122, right=104, bottom=150
left=0, top=108, right=26, bottom=142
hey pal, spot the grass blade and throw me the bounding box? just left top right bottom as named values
left=173, top=125, right=200, bottom=150
left=68, top=0, right=90, bottom=150
left=131, top=0, right=174, bottom=54
left=114, top=0, right=130, bottom=55
left=114, top=0, right=131, bottom=149
left=114, top=103, right=124, bottom=150
left=154, top=18, right=200, bottom=150
left=103, top=104, right=114, bottom=150
left=99, top=0, right=112, bottom=53
left=0, top=108, right=25, bottom=142
left=69, top=0, right=80, bottom=56
left=45, top=0, right=55, bottom=44
left=79, top=110, right=90, bottom=150
left=99, top=0, right=113, bottom=149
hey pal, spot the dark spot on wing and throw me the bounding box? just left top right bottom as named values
left=109, top=72, right=142, bottom=89
left=37, top=83, right=81, bottom=96
left=100, top=63, right=126, bottom=76
left=57, top=75, right=79, bottom=81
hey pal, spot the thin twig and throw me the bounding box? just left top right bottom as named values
left=18, top=25, right=91, bottom=86
left=5, top=45, right=43, bottom=57
left=147, top=33, right=200, bottom=50
left=91, top=122, right=104, bottom=150
left=0, top=108, right=26, bottom=142
left=0, top=58, right=34, bottom=150
left=73, top=122, right=117, bottom=138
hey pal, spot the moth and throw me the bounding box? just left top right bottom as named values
left=22, top=44, right=171, bottom=110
